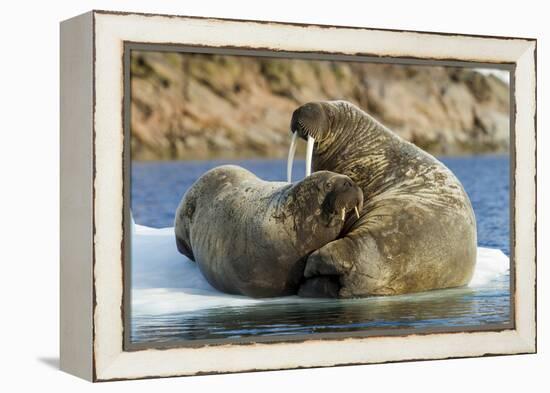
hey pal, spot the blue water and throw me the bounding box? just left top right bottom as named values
left=131, top=156, right=510, bottom=255
left=130, top=156, right=511, bottom=344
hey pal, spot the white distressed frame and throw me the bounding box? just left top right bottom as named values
left=60, top=10, right=536, bottom=381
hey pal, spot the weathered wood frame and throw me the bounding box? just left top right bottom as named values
left=60, top=10, right=537, bottom=382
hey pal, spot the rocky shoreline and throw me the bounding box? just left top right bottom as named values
left=130, top=51, right=510, bottom=161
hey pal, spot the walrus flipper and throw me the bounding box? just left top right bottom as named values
left=303, top=238, right=351, bottom=278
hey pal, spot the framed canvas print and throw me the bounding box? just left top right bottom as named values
left=60, top=10, right=537, bottom=381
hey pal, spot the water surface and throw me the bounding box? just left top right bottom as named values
left=130, top=156, right=511, bottom=344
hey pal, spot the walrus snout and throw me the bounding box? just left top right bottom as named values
left=288, top=102, right=332, bottom=182
left=323, top=175, right=364, bottom=222
left=290, top=102, right=330, bottom=140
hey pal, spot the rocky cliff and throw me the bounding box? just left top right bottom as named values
left=130, top=51, right=510, bottom=160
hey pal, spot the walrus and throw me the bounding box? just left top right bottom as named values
left=174, top=165, right=363, bottom=298
left=287, top=100, right=477, bottom=298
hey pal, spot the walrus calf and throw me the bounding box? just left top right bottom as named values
left=287, top=100, right=477, bottom=298
left=174, top=165, right=363, bottom=298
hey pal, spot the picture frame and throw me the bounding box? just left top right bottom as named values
left=60, top=10, right=536, bottom=381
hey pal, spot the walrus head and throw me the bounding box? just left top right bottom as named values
left=291, top=171, right=363, bottom=229
left=287, top=102, right=334, bottom=183
left=319, top=173, right=364, bottom=226
left=291, top=102, right=332, bottom=141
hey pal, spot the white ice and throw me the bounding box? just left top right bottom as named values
left=131, top=222, right=510, bottom=316
left=473, top=68, right=510, bottom=84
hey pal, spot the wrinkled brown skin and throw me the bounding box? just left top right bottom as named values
left=174, top=165, right=363, bottom=298
left=291, top=101, right=477, bottom=298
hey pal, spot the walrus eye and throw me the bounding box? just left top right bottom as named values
left=324, top=180, right=333, bottom=191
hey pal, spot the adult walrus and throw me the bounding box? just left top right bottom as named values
left=287, top=100, right=477, bottom=298
left=174, top=165, right=363, bottom=298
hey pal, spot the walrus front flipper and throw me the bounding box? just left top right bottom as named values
left=298, top=276, right=340, bottom=298
left=303, top=238, right=352, bottom=278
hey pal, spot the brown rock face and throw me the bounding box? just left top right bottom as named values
left=130, top=51, right=510, bottom=161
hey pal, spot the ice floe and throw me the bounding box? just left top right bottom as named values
left=131, top=223, right=509, bottom=316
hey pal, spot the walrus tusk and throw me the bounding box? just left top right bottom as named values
left=354, top=206, right=360, bottom=219
left=306, top=135, right=315, bottom=177
left=287, top=131, right=298, bottom=182
left=341, top=207, right=346, bottom=221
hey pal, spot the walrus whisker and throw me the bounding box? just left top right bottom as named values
left=287, top=131, right=298, bottom=182
left=354, top=206, right=360, bottom=219
left=306, top=135, right=315, bottom=177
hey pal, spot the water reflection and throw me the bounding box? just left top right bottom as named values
left=132, top=275, right=510, bottom=343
